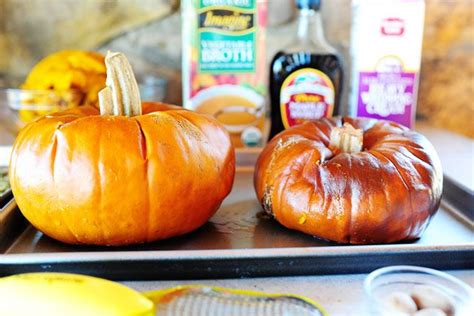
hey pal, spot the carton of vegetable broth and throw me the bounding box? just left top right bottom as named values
left=182, top=0, right=268, bottom=147
left=350, top=0, right=425, bottom=128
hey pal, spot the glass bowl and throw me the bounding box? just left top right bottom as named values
left=0, top=88, right=83, bottom=134
left=138, top=75, right=168, bottom=102
left=364, top=266, right=473, bottom=316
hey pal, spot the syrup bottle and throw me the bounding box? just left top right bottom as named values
left=269, top=0, right=343, bottom=139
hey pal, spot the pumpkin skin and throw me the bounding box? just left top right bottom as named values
left=254, top=117, right=442, bottom=244
left=9, top=102, right=235, bottom=246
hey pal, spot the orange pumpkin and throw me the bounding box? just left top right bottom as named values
left=254, top=117, right=442, bottom=244
left=9, top=52, right=235, bottom=246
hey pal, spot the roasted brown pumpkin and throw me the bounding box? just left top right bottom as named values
left=10, top=52, right=235, bottom=246
left=254, top=117, right=442, bottom=244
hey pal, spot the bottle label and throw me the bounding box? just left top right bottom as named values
left=280, top=68, right=335, bottom=129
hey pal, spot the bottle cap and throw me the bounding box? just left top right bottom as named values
left=296, top=0, right=321, bottom=10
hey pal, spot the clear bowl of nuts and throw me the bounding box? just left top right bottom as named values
left=364, top=266, right=473, bottom=316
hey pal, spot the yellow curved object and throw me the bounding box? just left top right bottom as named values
left=0, top=273, right=154, bottom=316
left=22, top=50, right=106, bottom=105
left=17, top=50, right=106, bottom=124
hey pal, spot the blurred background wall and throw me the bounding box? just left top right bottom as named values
left=0, top=0, right=472, bottom=138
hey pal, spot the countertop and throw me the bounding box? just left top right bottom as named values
left=123, top=270, right=473, bottom=315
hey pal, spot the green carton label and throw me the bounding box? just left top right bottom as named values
left=198, top=0, right=256, bottom=73
left=199, top=0, right=253, bottom=9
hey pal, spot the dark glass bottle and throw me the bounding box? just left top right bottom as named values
left=269, top=0, right=343, bottom=139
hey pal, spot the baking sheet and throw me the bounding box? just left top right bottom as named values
left=0, top=171, right=473, bottom=280
left=443, top=175, right=474, bottom=222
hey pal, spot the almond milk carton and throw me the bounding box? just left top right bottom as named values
left=350, top=0, right=425, bottom=127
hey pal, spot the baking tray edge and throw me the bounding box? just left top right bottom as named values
left=1, top=245, right=473, bottom=280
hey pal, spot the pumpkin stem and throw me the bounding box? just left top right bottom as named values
left=329, top=123, right=363, bottom=153
left=98, top=51, right=142, bottom=116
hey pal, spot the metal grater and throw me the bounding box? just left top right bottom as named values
left=147, top=286, right=326, bottom=316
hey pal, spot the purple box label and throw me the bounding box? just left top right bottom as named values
left=356, top=71, right=416, bottom=127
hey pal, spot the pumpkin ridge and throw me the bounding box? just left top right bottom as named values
left=309, top=155, right=328, bottom=238
left=364, top=150, right=397, bottom=243
left=373, top=149, right=414, bottom=240
left=134, top=119, right=148, bottom=161
left=370, top=134, right=417, bottom=151
left=50, top=122, right=81, bottom=244
left=345, top=153, right=353, bottom=243
left=134, top=119, right=152, bottom=242
left=276, top=148, right=314, bottom=230
left=49, top=124, right=64, bottom=180
left=170, top=111, right=207, bottom=143
left=320, top=118, right=339, bottom=144
left=39, top=129, right=58, bottom=242
left=318, top=167, right=333, bottom=239
left=49, top=130, right=59, bottom=237
left=96, top=126, right=107, bottom=245
left=379, top=146, right=436, bottom=238
left=266, top=136, right=303, bottom=179
left=389, top=146, right=434, bottom=175
left=262, top=137, right=316, bottom=222
left=45, top=114, right=95, bottom=131
left=275, top=169, right=294, bottom=229
left=397, top=138, right=437, bottom=170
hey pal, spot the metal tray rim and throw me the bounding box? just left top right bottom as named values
left=2, top=243, right=473, bottom=264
